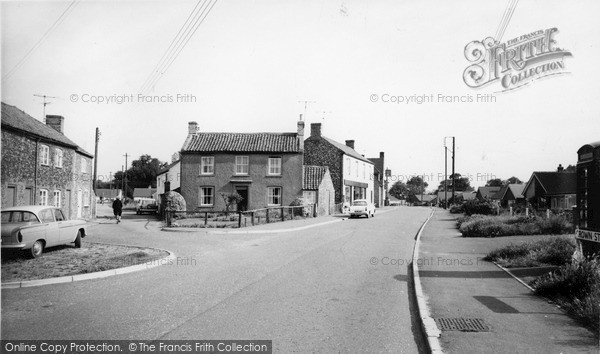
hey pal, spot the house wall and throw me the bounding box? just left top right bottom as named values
left=180, top=152, right=303, bottom=210
left=316, top=170, right=335, bottom=216
left=157, top=162, right=181, bottom=200
left=341, top=154, right=375, bottom=204
left=1, top=129, right=94, bottom=219
left=304, top=138, right=344, bottom=204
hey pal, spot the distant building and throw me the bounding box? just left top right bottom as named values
left=1, top=102, right=94, bottom=219
left=491, top=184, right=525, bottom=208
left=304, top=123, right=375, bottom=205
left=476, top=186, right=502, bottom=201
left=133, top=187, right=157, bottom=201
left=179, top=120, right=304, bottom=211
left=95, top=188, right=122, bottom=201
left=368, top=152, right=385, bottom=207
left=156, top=155, right=181, bottom=203
left=302, top=165, right=335, bottom=216
left=523, top=165, right=576, bottom=210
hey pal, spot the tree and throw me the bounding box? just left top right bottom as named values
left=485, top=178, right=503, bottom=187
left=407, top=176, right=428, bottom=196
left=124, top=155, right=166, bottom=190
left=389, top=181, right=408, bottom=199
left=505, top=176, right=522, bottom=185
left=437, top=173, right=472, bottom=192
left=221, top=192, right=244, bottom=216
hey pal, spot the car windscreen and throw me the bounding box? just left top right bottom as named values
left=352, top=201, right=367, bottom=206
left=1, top=211, right=41, bottom=223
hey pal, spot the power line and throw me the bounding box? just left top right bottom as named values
left=138, top=0, right=208, bottom=94
left=3, top=0, right=79, bottom=81
left=139, top=0, right=218, bottom=95
left=495, top=0, right=519, bottom=43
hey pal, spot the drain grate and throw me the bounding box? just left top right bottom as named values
left=435, top=318, right=490, bottom=332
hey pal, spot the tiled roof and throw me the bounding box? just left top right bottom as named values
left=96, top=189, right=121, bottom=198
left=158, top=160, right=180, bottom=176
left=182, top=132, right=300, bottom=153
left=477, top=186, right=501, bottom=199
left=528, top=172, right=576, bottom=195
left=492, top=184, right=525, bottom=200
left=1, top=102, right=93, bottom=158
left=321, top=136, right=373, bottom=164
left=303, top=165, right=328, bottom=190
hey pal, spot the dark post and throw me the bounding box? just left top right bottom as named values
left=281, top=207, right=284, bottom=222
left=93, top=128, right=100, bottom=193
left=444, top=138, right=448, bottom=209
left=313, top=203, right=317, bottom=217
left=238, top=211, right=242, bottom=228
left=251, top=211, right=255, bottom=226
left=266, top=209, right=270, bottom=223
left=451, top=137, right=456, bottom=205
left=204, top=212, right=208, bottom=226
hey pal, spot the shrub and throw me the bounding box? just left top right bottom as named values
left=459, top=214, right=573, bottom=237
left=449, top=204, right=464, bottom=214
left=531, top=258, right=600, bottom=330
left=485, top=237, right=576, bottom=267
left=463, top=200, right=497, bottom=216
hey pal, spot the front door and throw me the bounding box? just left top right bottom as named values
left=236, top=187, right=249, bottom=211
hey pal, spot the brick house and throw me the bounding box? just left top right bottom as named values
left=179, top=121, right=304, bottom=211
left=303, top=165, right=335, bottom=216
left=304, top=123, right=375, bottom=205
left=1, top=102, right=94, bottom=219
left=156, top=155, right=181, bottom=204
left=491, top=183, right=525, bottom=208
left=368, top=152, right=385, bottom=207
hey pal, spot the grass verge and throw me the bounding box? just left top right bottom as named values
left=459, top=214, right=573, bottom=237
left=1, top=243, right=168, bottom=282
left=484, top=237, right=576, bottom=267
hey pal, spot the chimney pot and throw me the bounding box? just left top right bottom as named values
left=46, top=115, right=65, bottom=134
left=188, top=121, right=198, bottom=135
left=557, top=164, right=564, bottom=172
left=345, top=140, right=355, bottom=149
left=310, top=123, right=322, bottom=137
left=380, top=151, right=384, bottom=158
left=297, top=118, right=305, bottom=150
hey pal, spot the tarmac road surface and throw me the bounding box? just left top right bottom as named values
left=1, top=206, right=430, bottom=353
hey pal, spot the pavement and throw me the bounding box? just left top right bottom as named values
left=417, top=208, right=599, bottom=353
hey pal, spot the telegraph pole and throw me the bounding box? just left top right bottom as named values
left=33, top=94, right=57, bottom=123
left=123, top=153, right=129, bottom=202
left=93, top=128, right=100, bottom=193
left=444, top=140, right=448, bottom=209
left=452, top=137, right=456, bottom=205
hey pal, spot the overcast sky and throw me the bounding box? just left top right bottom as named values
left=2, top=0, right=599, bottom=191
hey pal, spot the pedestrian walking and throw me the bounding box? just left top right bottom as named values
left=112, top=196, right=123, bottom=223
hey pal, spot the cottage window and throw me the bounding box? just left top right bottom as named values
left=200, top=157, right=214, bottom=175
left=39, top=189, right=48, bottom=206
left=83, top=190, right=89, bottom=206
left=268, top=157, right=282, bottom=175
left=55, top=148, right=63, bottom=168
left=199, top=187, right=214, bottom=206
left=53, top=190, right=61, bottom=208
left=40, top=145, right=50, bottom=165
left=81, top=158, right=87, bottom=173
left=346, top=158, right=351, bottom=175
left=235, top=156, right=249, bottom=175
left=267, top=187, right=281, bottom=206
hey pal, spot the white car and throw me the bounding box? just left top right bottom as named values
left=348, top=199, right=376, bottom=218
left=1, top=206, right=87, bottom=258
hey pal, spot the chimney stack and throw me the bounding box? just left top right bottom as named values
left=297, top=115, right=305, bottom=150
left=345, top=140, right=355, bottom=149
left=46, top=115, right=64, bottom=134
left=188, top=121, right=199, bottom=135
left=379, top=152, right=384, bottom=158
left=557, top=164, right=564, bottom=172
left=310, top=123, right=322, bottom=137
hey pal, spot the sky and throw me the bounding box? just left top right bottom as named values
left=2, top=0, right=599, bottom=192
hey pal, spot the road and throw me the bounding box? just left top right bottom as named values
left=1, top=206, right=431, bottom=353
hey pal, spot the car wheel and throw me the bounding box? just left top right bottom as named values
left=74, top=230, right=82, bottom=248
left=30, top=240, right=44, bottom=258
